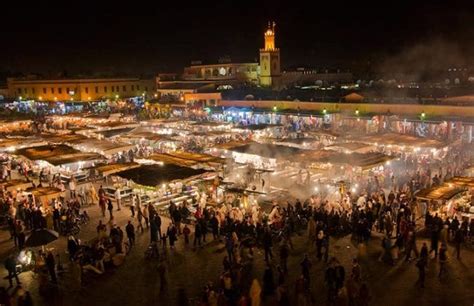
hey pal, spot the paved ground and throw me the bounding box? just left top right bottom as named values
left=0, top=186, right=473, bottom=305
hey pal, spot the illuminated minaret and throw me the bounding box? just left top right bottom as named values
left=259, top=21, right=281, bottom=88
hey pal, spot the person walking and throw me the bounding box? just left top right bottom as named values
left=438, top=243, right=448, bottom=279
left=125, top=221, right=135, bottom=248
left=453, top=229, right=464, bottom=260
left=99, top=196, right=106, bottom=217
left=69, top=177, right=76, bottom=198
left=4, top=255, right=20, bottom=287
left=416, top=256, right=426, bottom=288
left=300, top=254, right=312, bottom=288
left=167, top=224, right=177, bottom=249
left=107, top=199, right=114, bottom=219
left=114, top=189, right=121, bottom=211
left=136, top=206, right=144, bottom=233
left=279, top=242, right=289, bottom=273
left=262, top=228, right=273, bottom=263
left=130, top=195, right=136, bottom=218
left=194, top=222, right=202, bottom=248
left=142, top=205, right=149, bottom=228
left=45, top=251, right=57, bottom=283
left=15, top=221, right=25, bottom=250
left=183, top=224, right=191, bottom=245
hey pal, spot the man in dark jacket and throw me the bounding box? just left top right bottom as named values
left=263, top=228, right=273, bottom=262
left=125, top=221, right=135, bottom=248
left=4, top=255, right=20, bottom=287
left=194, top=222, right=202, bottom=247
left=46, top=252, right=57, bottom=283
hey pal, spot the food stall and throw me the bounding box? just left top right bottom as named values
left=66, top=138, right=136, bottom=158
left=15, top=144, right=104, bottom=182
left=0, top=179, right=33, bottom=192
left=355, top=133, right=448, bottom=159
left=27, top=187, right=65, bottom=207
left=415, top=184, right=467, bottom=219
left=444, top=176, right=474, bottom=221
left=110, top=162, right=214, bottom=212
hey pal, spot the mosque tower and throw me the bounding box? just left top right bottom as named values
left=259, top=21, right=281, bottom=88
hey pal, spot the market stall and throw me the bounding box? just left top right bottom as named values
left=27, top=186, right=64, bottom=207
left=110, top=163, right=215, bottom=211
left=355, top=133, right=448, bottom=158
left=0, top=179, right=33, bottom=192
left=149, top=151, right=225, bottom=170
left=66, top=138, right=136, bottom=158
left=326, top=142, right=376, bottom=154
left=415, top=184, right=468, bottom=220
left=15, top=144, right=104, bottom=181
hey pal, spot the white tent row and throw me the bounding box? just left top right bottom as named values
left=66, top=138, right=136, bottom=157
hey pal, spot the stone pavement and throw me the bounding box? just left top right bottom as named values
left=0, top=192, right=473, bottom=305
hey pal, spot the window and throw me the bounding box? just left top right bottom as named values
left=116, top=86, right=119, bottom=92
left=32, top=88, right=35, bottom=94
left=145, top=87, right=148, bottom=91
left=18, top=88, right=22, bottom=94
left=85, top=87, right=89, bottom=94
left=104, top=86, right=107, bottom=93
left=95, top=86, right=99, bottom=93
left=51, top=88, right=55, bottom=94
left=66, top=87, right=69, bottom=93
left=58, top=88, right=62, bottom=94
left=137, top=85, right=140, bottom=90
left=25, top=88, right=28, bottom=94
left=131, top=85, right=135, bottom=91
left=43, top=88, right=47, bottom=94
left=122, top=85, right=126, bottom=91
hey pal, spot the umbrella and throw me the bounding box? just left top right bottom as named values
left=25, top=229, right=59, bottom=248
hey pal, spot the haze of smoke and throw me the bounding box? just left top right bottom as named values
left=376, top=39, right=471, bottom=82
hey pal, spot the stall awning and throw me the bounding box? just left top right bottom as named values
left=27, top=187, right=64, bottom=201
left=114, top=164, right=208, bottom=187
left=91, top=162, right=140, bottom=176
left=149, top=151, right=225, bottom=168
left=16, top=144, right=103, bottom=166
left=231, top=143, right=303, bottom=159
left=296, top=150, right=394, bottom=170
left=415, top=185, right=465, bottom=201
left=67, top=138, right=135, bottom=156
left=444, top=176, right=474, bottom=188
left=356, top=133, right=446, bottom=149
left=326, top=142, right=375, bottom=154
left=0, top=180, right=33, bottom=192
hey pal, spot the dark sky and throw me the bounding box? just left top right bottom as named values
left=1, top=0, right=474, bottom=76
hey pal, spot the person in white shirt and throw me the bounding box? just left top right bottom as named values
left=115, top=189, right=121, bottom=211
left=69, top=177, right=77, bottom=198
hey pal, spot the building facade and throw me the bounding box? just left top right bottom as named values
left=7, top=77, right=156, bottom=102
left=182, top=63, right=259, bottom=84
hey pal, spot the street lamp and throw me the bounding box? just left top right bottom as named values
left=322, top=108, right=327, bottom=115
left=421, top=112, right=426, bottom=120
left=355, top=109, right=359, bottom=115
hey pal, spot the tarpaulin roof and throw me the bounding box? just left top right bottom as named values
left=115, top=164, right=207, bottom=187
left=415, top=184, right=465, bottom=201
left=356, top=133, right=446, bottom=149
left=16, top=144, right=103, bottom=165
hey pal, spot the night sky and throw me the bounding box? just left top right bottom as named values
left=1, top=0, right=473, bottom=76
